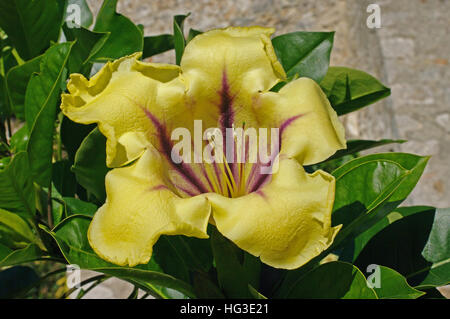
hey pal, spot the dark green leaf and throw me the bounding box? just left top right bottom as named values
left=72, top=128, right=110, bottom=202
left=331, top=153, right=429, bottom=247
left=327, top=139, right=406, bottom=161
left=63, top=25, right=109, bottom=75
left=47, top=215, right=195, bottom=297
left=153, top=235, right=213, bottom=283
left=248, top=285, right=267, bottom=299
left=281, top=261, right=377, bottom=298
left=272, top=32, right=334, bottom=82
left=0, top=0, right=66, bottom=60
left=5, top=55, right=42, bottom=119
left=0, top=243, right=43, bottom=267
left=143, top=34, right=174, bottom=59
left=0, top=152, right=34, bottom=216
left=0, top=266, right=39, bottom=298
left=60, top=116, right=95, bottom=163
left=61, top=197, right=97, bottom=217
left=355, top=207, right=450, bottom=288
left=187, top=29, right=202, bottom=43
left=173, top=14, right=189, bottom=65
left=210, top=227, right=260, bottom=298
left=90, top=0, right=143, bottom=61
left=339, top=206, right=433, bottom=262
left=320, top=66, right=391, bottom=115
left=26, top=42, right=74, bottom=186
left=52, top=160, right=77, bottom=197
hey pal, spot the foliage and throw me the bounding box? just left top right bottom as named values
left=0, top=0, right=448, bottom=299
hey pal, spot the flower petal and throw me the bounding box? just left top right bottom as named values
left=207, top=156, right=341, bottom=269
left=257, top=77, right=346, bottom=165
left=179, top=26, right=286, bottom=133
left=88, top=146, right=211, bottom=267
left=61, top=52, right=181, bottom=167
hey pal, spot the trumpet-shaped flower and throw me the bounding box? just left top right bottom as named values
left=61, top=27, right=346, bottom=269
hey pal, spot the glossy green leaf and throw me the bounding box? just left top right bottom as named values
left=320, top=66, right=391, bottom=115
left=60, top=116, right=95, bottom=163
left=90, top=0, right=143, bottom=61
left=47, top=215, right=195, bottom=297
left=52, top=160, right=77, bottom=197
left=355, top=207, right=450, bottom=288
left=0, top=266, right=39, bottom=298
left=64, top=0, right=93, bottom=28
left=9, top=125, right=29, bottom=153
left=281, top=261, right=377, bottom=299
left=5, top=55, right=42, bottom=119
left=63, top=25, right=109, bottom=75
left=61, top=197, right=97, bottom=217
left=248, top=285, right=267, bottom=299
left=327, top=139, right=406, bottom=161
left=72, top=128, right=110, bottom=202
left=0, top=208, right=36, bottom=245
left=26, top=42, right=74, bottom=187
left=210, top=227, right=261, bottom=298
left=173, top=14, right=189, bottom=65
left=369, top=266, right=424, bottom=299
left=272, top=31, right=334, bottom=82
left=153, top=235, right=213, bottom=284
left=0, top=0, right=66, bottom=60
left=339, top=206, right=433, bottom=262
left=0, top=243, right=43, bottom=267
left=187, top=28, right=202, bottom=43
left=143, top=34, right=174, bottom=59
left=331, top=153, right=429, bottom=247
left=0, top=152, right=34, bottom=216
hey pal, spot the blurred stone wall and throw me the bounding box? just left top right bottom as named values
left=82, top=0, right=449, bottom=298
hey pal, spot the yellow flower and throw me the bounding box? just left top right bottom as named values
left=61, top=27, right=346, bottom=269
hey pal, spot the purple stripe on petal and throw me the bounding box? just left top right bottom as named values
left=142, top=108, right=209, bottom=194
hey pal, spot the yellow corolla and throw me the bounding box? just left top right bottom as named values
left=61, top=27, right=346, bottom=269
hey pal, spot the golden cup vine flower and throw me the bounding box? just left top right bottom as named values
left=61, top=27, right=346, bottom=269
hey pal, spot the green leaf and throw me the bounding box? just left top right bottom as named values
left=0, top=152, right=34, bottom=217
left=61, top=197, right=97, bottom=217
left=5, top=55, right=42, bottom=119
left=52, top=160, right=77, bottom=197
left=327, top=139, right=406, bottom=161
left=0, top=266, right=39, bottom=298
left=355, top=207, right=450, bottom=288
left=187, top=29, right=202, bottom=43
left=153, top=235, right=213, bottom=284
left=63, top=25, right=109, bottom=75
left=9, top=125, right=29, bottom=153
left=90, top=0, right=143, bottom=61
left=272, top=31, right=334, bottom=82
left=210, top=227, right=261, bottom=298
left=143, top=34, right=174, bottom=59
left=0, top=0, right=66, bottom=60
left=26, top=42, right=74, bottom=187
left=0, top=208, right=36, bottom=245
left=280, top=261, right=377, bottom=298
left=370, top=266, right=424, bottom=299
left=173, top=14, right=189, bottom=65
left=248, top=285, right=267, bottom=299
left=331, top=153, right=429, bottom=247
left=60, top=116, right=95, bottom=163
left=0, top=243, right=43, bottom=267
left=320, top=66, right=391, bottom=115
left=47, top=215, right=195, bottom=297
left=72, top=128, right=110, bottom=202
left=339, top=206, right=433, bottom=262
left=64, top=0, right=94, bottom=28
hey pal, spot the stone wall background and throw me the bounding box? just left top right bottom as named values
left=80, top=0, right=449, bottom=298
